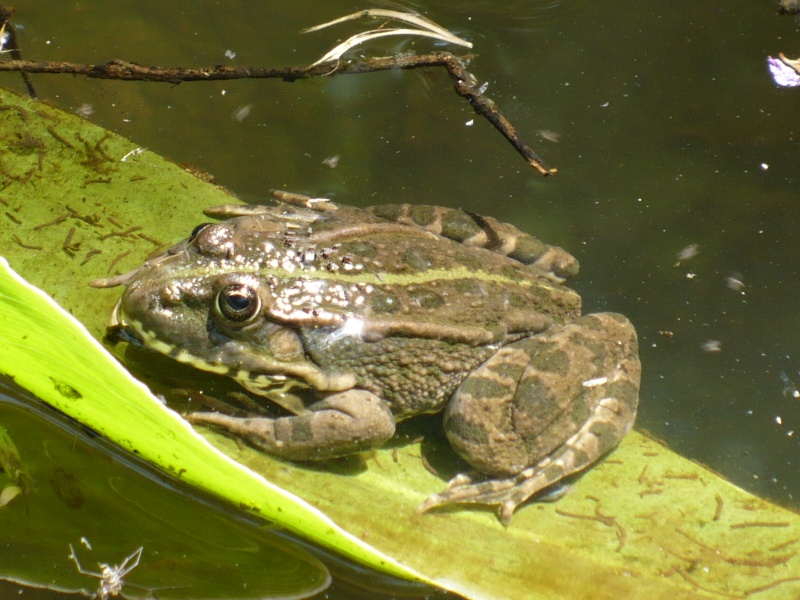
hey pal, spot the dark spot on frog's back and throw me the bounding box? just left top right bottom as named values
left=453, top=278, right=483, bottom=295
left=401, top=247, right=433, bottom=271
left=368, top=204, right=404, bottom=222
left=340, top=240, right=377, bottom=258
left=509, top=292, right=532, bottom=310
left=444, top=411, right=488, bottom=446
left=580, top=313, right=616, bottom=331
left=49, top=377, right=82, bottom=400
left=441, top=210, right=482, bottom=242
left=607, top=379, right=639, bottom=406
left=454, top=251, right=482, bottom=271
left=501, top=265, right=523, bottom=280
left=514, top=375, right=556, bottom=416
left=587, top=418, right=624, bottom=452
left=408, top=205, right=437, bottom=226
left=289, top=420, right=315, bottom=445
left=531, top=347, right=570, bottom=375
left=456, top=375, right=508, bottom=404
left=410, top=288, right=445, bottom=309
left=507, top=235, right=548, bottom=264
left=370, top=291, right=402, bottom=314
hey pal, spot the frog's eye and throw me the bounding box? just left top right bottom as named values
left=216, top=284, right=261, bottom=324
left=189, top=223, right=212, bottom=242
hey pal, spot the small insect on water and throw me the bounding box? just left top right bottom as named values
left=68, top=544, right=143, bottom=600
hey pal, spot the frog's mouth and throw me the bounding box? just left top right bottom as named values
left=103, top=296, right=143, bottom=347
left=106, top=295, right=237, bottom=381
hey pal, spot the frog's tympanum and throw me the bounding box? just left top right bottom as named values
left=95, top=191, right=640, bottom=524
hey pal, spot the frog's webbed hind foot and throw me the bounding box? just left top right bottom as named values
left=418, top=449, right=583, bottom=525
left=417, top=459, right=561, bottom=525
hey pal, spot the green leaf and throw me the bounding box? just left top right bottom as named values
left=2, top=85, right=800, bottom=600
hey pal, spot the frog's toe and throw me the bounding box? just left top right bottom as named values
left=417, top=468, right=539, bottom=525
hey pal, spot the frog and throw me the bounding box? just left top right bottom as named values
left=93, top=190, right=641, bottom=524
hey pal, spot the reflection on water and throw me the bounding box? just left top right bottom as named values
left=2, top=0, right=800, bottom=595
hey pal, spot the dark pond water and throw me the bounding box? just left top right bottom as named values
left=2, top=0, right=800, bottom=597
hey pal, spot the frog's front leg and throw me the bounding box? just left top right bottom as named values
left=187, top=390, right=396, bottom=461
left=420, top=312, right=640, bottom=524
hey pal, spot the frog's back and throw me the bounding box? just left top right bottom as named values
left=293, top=202, right=583, bottom=416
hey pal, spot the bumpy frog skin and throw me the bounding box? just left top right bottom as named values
left=94, top=190, right=641, bottom=524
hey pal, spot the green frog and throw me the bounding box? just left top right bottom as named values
left=93, top=190, right=640, bottom=524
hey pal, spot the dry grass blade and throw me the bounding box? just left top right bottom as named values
left=302, top=9, right=472, bottom=49
left=304, top=9, right=472, bottom=68
left=308, top=28, right=467, bottom=67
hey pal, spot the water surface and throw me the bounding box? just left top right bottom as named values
left=3, top=0, right=800, bottom=596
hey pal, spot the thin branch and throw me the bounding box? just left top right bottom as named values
left=0, top=53, right=554, bottom=175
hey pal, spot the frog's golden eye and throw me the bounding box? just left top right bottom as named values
left=216, top=284, right=261, bottom=323
left=189, top=223, right=212, bottom=242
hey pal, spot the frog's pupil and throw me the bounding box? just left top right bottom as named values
left=217, top=284, right=259, bottom=322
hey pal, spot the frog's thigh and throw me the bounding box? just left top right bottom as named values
left=445, top=312, right=640, bottom=480
left=187, top=390, right=396, bottom=461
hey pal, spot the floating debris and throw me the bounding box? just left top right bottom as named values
left=582, top=376, right=608, bottom=388
left=779, top=371, right=800, bottom=398
left=120, top=147, right=145, bottom=162
left=303, top=9, right=472, bottom=68
left=0, top=22, right=8, bottom=53
left=725, top=272, right=746, bottom=293
left=676, top=243, right=699, bottom=262
left=537, top=129, right=561, bottom=143
left=321, top=155, right=340, bottom=168
left=232, top=104, right=252, bottom=122
left=767, top=54, right=800, bottom=87
left=0, top=485, right=21, bottom=507
left=224, top=49, right=236, bottom=59
left=74, top=103, right=95, bottom=118
left=701, top=340, right=722, bottom=353
left=778, top=0, right=800, bottom=15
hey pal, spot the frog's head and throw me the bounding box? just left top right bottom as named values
left=91, top=218, right=330, bottom=389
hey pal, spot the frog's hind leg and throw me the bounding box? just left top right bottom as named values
left=421, top=312, right=640, bottom=524
left=419, top=410, right=624, bottom=525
